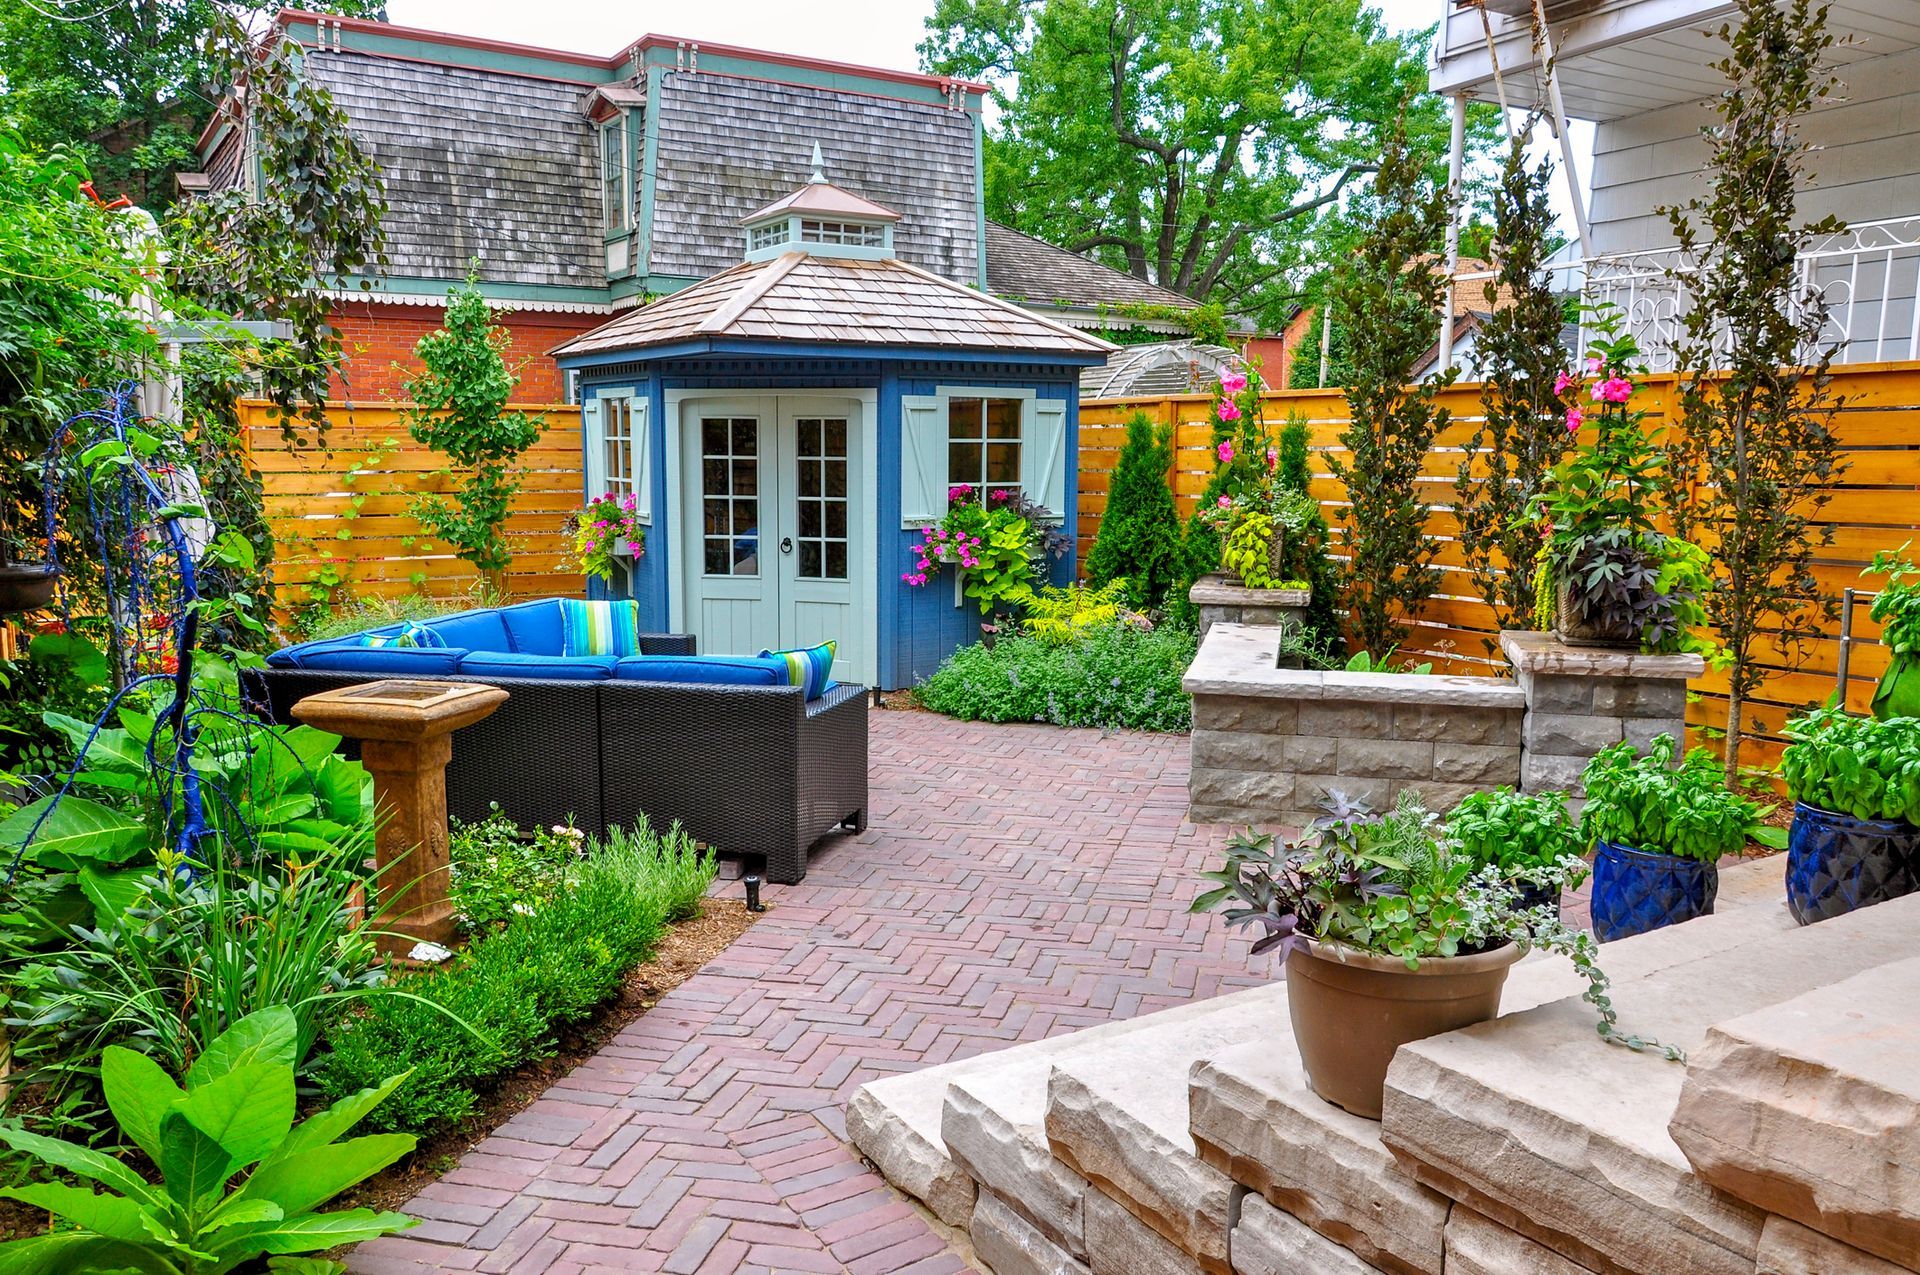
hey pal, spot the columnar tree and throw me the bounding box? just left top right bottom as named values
left=1086, top=411, right=1185, bottom=611
left=404, top=276, right=544, bottom=584
left=1324, top=114, right=1452, bottom=655
left=1664, top=0, right=1847, bottom=783
left=1455, top=132, right=1575, bottom=633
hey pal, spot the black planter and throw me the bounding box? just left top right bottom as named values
left=1784, top=802, right=1919, bottom=925
left=1589, top=840, right=1718, bottom=942
left=0, top=562, right=58, bottom=614
left=1512, top=878, right=1561, bottom=916
left=1555, top=578, right=1638, bottom=650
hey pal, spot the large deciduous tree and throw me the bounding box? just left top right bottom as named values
left=1324, top=112, right=1452, bottom=656
left=920, top=0, right=1469, bottom=329
left=1664, top=0, right=1847, bottom=784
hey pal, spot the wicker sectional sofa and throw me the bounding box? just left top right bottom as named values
left=250, top=600, right=868, bottom=883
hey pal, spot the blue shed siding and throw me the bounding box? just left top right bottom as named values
left=573, top=355, right=1083, bottom=690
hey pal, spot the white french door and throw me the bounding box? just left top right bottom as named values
left=674, top=394, right=870, bottom=684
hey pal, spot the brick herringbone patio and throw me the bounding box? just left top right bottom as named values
left=350, top=712, right=1264, bottom=1275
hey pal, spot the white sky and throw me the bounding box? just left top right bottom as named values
left=386, top=0, right=1594, bottom=238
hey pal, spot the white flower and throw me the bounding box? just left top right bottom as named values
left=409, top=941, right=454, bottom=963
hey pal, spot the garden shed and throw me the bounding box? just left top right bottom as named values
left=552, top=165, right=1113, bottom=690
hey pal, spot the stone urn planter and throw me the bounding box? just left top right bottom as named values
left=1554, top=577, right=1639, bottom=650
left=1284, top=938, right=1525, bottom=1120
left=1589, top=841, right=1718, bottom=942
left=1784, top=803, right=1918, bottom=925
left=0, top=562, right=58, bottom=614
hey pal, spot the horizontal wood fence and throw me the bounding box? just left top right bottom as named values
left=240, top=400, right=586, bottom=610
left=1082, top=361, right=1920, bottom=774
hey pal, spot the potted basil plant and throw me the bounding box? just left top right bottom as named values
left=1194, top=792, right=1669, bottom=1120
left=1581, top=734, right=1786, bottom=942
left=1779, top=706, right=1920, bottom=924
left=1444, top=786, right=1586, bottom=913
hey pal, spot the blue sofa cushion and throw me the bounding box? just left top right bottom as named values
left=278, top=640, right=469, bottom=675
left=499, top=600, right=566, bottom=656
left=614, top=655, right=789, bottom=688
left=459, top=651, right=618, bottom=681
left=422, top=609, right=513, bottom=653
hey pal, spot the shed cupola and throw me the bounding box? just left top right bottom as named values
left=741, top=143, right=901, bottom=263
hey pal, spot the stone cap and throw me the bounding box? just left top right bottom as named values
left=1499, top=630, right=1705, bottom=681
left=1184, top=624, right=1525, bottom=708
left=1188, top=574, right=1311, bottom=609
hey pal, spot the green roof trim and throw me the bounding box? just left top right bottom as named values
left=282, top=16, right=619, bottom=84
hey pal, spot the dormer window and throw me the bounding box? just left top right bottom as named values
left=600, top=116, right=630, bottom=235
left=740, top=144, right=901, bottom=264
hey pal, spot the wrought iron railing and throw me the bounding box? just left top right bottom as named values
left=1575, top=214, right=1920, bottom=370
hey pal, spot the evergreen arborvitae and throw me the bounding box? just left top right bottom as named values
left=1086, top=411, right=1185, bottom=610
left=1272, top=417, right=1342, bottom=653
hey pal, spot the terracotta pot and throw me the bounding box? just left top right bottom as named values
left=1554, top=576, right=1639, bottom=649
left=0, top=562, right=57, bottom=615
left=1286, top=938, right=1525, bottom=1120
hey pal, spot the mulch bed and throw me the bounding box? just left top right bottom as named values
left=335, top=897, right=756, bottom=1218
left=0, top=899, right=757, bottom=1240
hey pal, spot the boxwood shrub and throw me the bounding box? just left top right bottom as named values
left=915, top=623, right=1197, bottom=732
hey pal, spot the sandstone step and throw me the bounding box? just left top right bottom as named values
left=1041, top=987, right=1287, bottom=1273
left=1231, top=1192, right=1385, bottom=1275
left=972, top=1188, right=1091, bottom=1275
left=1380, top=890, right=1920, bottom=1275
left=1668, top=953, right=1920, bottom=1271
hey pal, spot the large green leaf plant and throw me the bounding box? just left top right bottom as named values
left=0, top=1006, right=415, bottom=1274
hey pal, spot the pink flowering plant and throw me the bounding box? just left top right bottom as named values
left=570, top=491, right=646, bottom=584
left=1528, top=308, right=1713, bottom=654
left=904, top=484, right=1070, bottom=614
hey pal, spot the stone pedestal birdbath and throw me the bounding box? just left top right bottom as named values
left=291, top=680, right=508, bottom=955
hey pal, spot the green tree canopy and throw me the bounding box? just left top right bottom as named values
left=0, top=0, right=381, bottom=209
left=921, top=0, right=1482, bottom=329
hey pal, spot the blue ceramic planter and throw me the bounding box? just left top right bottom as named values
left=1785, top=803, right=1918, bottom=925
left=1589, top=841, right=1718, bottom=943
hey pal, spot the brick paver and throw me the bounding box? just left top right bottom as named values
left=351, top=713, right=1265, bottom=1275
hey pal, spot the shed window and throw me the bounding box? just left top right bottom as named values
left=600, top=395, right=635, bottom=498
left=947, top=397, right=1022, bottom=499
left=600, top=117, right=629, bottom=234
left=800, top=219, right=885, bottom=247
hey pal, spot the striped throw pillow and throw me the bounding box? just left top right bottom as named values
left=560, top=598, right=643, bottom=657
left=759, top=640, right=837, bottom=699
left=361, top=621, right=443, bottom=649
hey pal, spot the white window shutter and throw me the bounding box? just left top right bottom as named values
left=581, top=396, right=603, bottom=496
left=1022, top=398, right=1068, bottom=522
left=900, top=394, right=945, bottom=526
left=632, top=398, right=653, bottom=524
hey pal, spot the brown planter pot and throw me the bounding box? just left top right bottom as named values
left=0, top=562, right=58, bottom=615
left=1555, top=576, right=1639, bottom=650
left=1285, top=939, right=1525, bottom=1120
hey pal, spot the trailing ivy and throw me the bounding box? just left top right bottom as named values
left=1663, top=0, right=1847, bottom=783
left=404, top=275, right=544, bottom=580
left=1323, top=111, right=1452, bottom=655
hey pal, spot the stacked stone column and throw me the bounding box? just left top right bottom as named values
left=1499, top=631, right=1704, bottom=796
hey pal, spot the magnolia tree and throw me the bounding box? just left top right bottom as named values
left=1325, top=114, right=1452, bottom=656
left=1663, top=0, right=1847, bottom=783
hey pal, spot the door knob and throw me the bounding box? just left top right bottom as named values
left=780, top=537, right=794, bottom=554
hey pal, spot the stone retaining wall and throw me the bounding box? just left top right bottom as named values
left=1184, top=624, right=1525, bottom=827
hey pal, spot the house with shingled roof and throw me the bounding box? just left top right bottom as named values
left=187, top=10, right=1192, bottom=405
left=551, top=162, right=1113, bottom=690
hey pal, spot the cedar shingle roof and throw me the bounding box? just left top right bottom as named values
left=984, top=221, right=1200, bottom=314
left=551, top=253, right=1115, bottom=360
left=743, top=181, right=901, bottom=224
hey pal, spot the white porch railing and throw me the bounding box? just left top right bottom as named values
left=1575, top=215, right=1920, bottom=370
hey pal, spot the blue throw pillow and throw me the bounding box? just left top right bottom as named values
left=758, top=640, right=837, bottom=699
left=559, top=598, right=643, bottom=657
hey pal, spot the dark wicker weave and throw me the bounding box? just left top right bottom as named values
left=246, top=633, right=868, bottom=883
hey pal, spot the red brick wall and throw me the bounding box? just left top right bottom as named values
left=327, top=301, right=606, bottom=405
